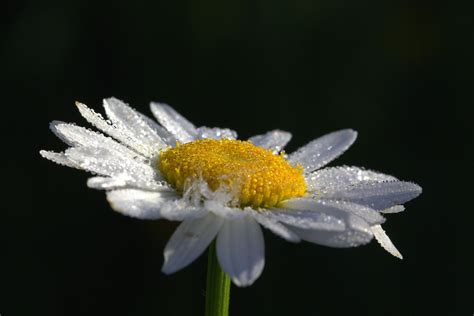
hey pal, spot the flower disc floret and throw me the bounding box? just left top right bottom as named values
left=158, top=139, right=306, bottom=208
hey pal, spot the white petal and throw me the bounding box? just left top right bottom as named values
left=162, top=214, right=223, bottom=274
left=87, top=176, right=128, bottom=190
left=87, top=176, right=170, bottom=191
left=103, top=97, right=166, bottom=151
left=158, top=199, right=208, bottom=220
left=323, top=181, right=422, bottom=210
left=139, top=113, right=177, bottom=145
left=263, top=208, right=346, bottom=231
left=204, top=201, right=246, bottom=220
left=289, top=214, right=373, bottom=248
left=217, top=216, right=265, bottom=287
left=150, top=102, right=197, bottom=143
left=40, top=150, right=79, bottom=169
left=248, top=130, right=292, bottom=152
left=196, top=127, right=237, bottom=140
left=288, top=129, right=357, bottom=172
left=107, top=189, right=177, bottom=219
left=246, top=208, right=300, bottom=242
left=317, top=199, right=385, bottom=225
left=75, top=101, right=155, bottom=158
left=381, top=205, right=405, bottom=214
left=305, top=166, right=397, bottom=194
left=64, top=146, right=160, bottom=187
left=371, top=225, right=403, bottom=259
left=49, top=121, right=147, bottom=162
left=280, top=197, right=381, bottom=230
left=106, top=189, right=204, bottom=220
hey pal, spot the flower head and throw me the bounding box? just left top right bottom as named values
left=41, top=98, right=422, bottom=286
left=158, top=139, right=306, bottom=207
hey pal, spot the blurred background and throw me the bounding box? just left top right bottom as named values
left=3, top=0, right=473, bottom=315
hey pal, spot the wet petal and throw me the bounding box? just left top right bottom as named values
left=106, top=189, right=179, bottom=219
left=288, top=129, right=357, bottom=172
left=324, top=181, right=422, bottom=210
left=204, top=201, right=246, bottom=220
left=87, top=176, right=169, bottom=191
left=263, top=207, right=346, bottom=232
left=248, top=130, right=292, bottom=152
left=371, top=224, right=403, bottom=259
left=217, top=216, right=265, bottom=287
left=139, top=113, right=177, bottom=145
left=150, top=102, right=197, bottom=143
left=40, top=150, right=79, bottom=169
left=64, top=146, right=159, bottom=185
left=162, top=214, right=223, bottom=274
left=246, top=208, right=300, bottom=242
left=281, top=197, right=382, bottom=228
left=49, top=121, right=146, bottom=162
left=289, top=214, right=373, bottom=248
left=103, top=97, right=166, bottom=151
left=380, top=205, right=405, bottom=214
left=106, top=189, right=204, bottom=221
left=305, top=166, right=397, bottom=194
left=75, top=101, right=155, bottom=157
left=317, top=199, right=385, bottom=225
left=196, top=127, right=237, bottom=140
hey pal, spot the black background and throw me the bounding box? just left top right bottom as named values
left=3, top=0, right=473, bottom=315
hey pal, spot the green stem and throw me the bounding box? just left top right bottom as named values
left=205, top=241, right=231, bottom=316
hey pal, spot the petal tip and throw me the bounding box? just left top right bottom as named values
left=161, top=261, right=178, bottom=275
left=49, top=120, right=66, bottom=134
left=231, top=278, right=252, bottom=287
left=347, top=129, right=358, bottom=140
left=39, top=149, right=48, bottom=157
left=413, top=183, right=423, bottom=194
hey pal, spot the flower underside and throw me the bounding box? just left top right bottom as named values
left=158, top=139, right=306, bottom=208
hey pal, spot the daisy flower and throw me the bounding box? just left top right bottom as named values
left=41, top=97, right=422, bottom=287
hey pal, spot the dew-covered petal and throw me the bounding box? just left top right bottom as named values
left=288, top=129, right=357, bottom=172
left=88, top=176, right=129, bottom=190
left=246, top=208, right=300, bottom=242
left=380, top=205, right=405, bottom=214
left=150, top=102, right=197, bottom=143
left=248, top=130, right=292, bottom=152
left=263, top=208, right=346, bottom=232
left=305, top=166, right=397, bottom=194
left=87, top=176, right=169, bottom=191
left=103, top=97, right=166, bottom=152
left=216, top=216, right=265, bottom=287
left=196, top=127, right=237, bottom=140
left=106, top=189, right=204, bottom=220
left=324, top=181, right=422, bottom=210
left=64, top=146, right=160, bottom=187
left=75, top=101, right=156, bottom=157
left=49, top=121, right=147, bottom=162
left=157, top=199, right=208, bottom=220
left=317, top=199, right=385, bottom=225
left=289, top=214, right=373, bottom=248
left=40, top=150, right=79, bottom=168
left=371, top=224, right=403, bottom=259
left=139, top=113, right=177, bottom=145
left=162, top=214, right=223, bottom=274
left=204, top=201, right=246, bottom=220
left=106, top=189, right=178, bottom=219
left=279, top=197, right=380, bottom=230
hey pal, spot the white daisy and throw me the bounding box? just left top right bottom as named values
left=40, top=97, right=422, bottom=287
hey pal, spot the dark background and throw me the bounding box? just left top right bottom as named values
left=3, top=0, right=473, bottom=315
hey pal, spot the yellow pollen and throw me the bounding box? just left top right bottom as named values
left=158, top=139, right=306, bottom=208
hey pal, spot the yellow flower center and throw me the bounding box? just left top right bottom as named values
left=158, top=139, right=306, bottom=208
